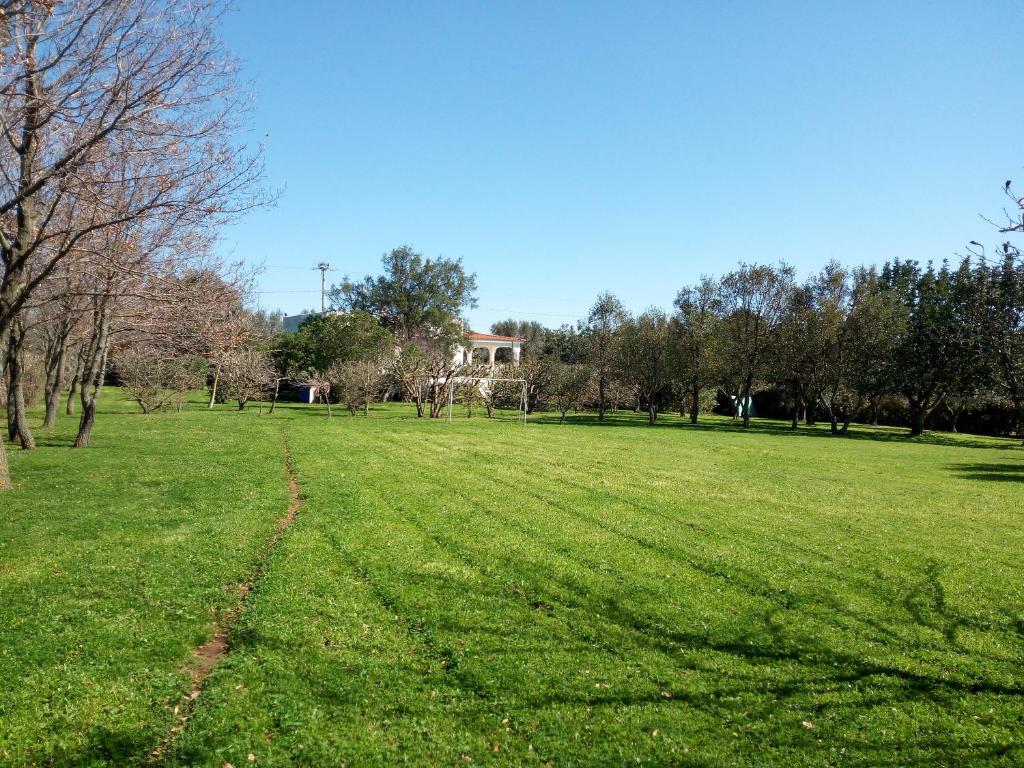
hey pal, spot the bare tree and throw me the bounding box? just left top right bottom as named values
left=0, top=0, right=269, bottom=487
left=219, top=347, right=275, bottom=411
left=331, top=359, right=386, bottom=416
left=114, top=345, right=204, bottom=414
left=39, top=281, right=86, bottom=427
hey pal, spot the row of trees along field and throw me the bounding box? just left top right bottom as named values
left=490, top=253, right=1024, bottom=436
left=306, top=199, right=1023, bottom=440
left=272, top=230, right=1024, bottom=441
left=0, top=0, right=271, bottom=489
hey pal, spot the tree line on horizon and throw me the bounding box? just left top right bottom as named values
left=252, top=235, right=1024, bottom=442
left=488, top=253, right=1024, bottom=438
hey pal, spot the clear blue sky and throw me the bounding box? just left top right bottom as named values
left=220, top=0, right=1023, bottom=332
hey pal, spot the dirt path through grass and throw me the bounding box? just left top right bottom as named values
left=147, top=429, right=303, bottom=765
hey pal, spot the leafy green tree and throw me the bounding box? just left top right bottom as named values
left=618, top=308, right=674, bottom=425
left=846, top=267, right=904, bottom=425
left=880, top=259, right=984, bottom=436
left=772, top=279, right=821, bottom=430
left=544, top=324, right=587, bottom=364
left=293, top=312, right=393, bottom=416
left=331, top=246, right=475, bottom=416
left=718, top=263, right=796, bottom=427
left=810, top=263, right=860, bottom=435
left=672, top=276, right=721, bottom=424
left=332, top=246, right=477, bottom=343
left=490, top=319, right=547, bottom=358
left=982, top=251, right=1024, bottom=439
left=581, top=292, right=627, bottom=422
left=547, top=360, right=590, bottom=423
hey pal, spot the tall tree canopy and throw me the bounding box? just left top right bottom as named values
left=672, top=276, right=721, bottom=424
left=581, top=292, right=627, bottom=422
left=491, top=319, right=547, bottom=358
left=619, top=308, right=673, bottom=425
left=332, top=246, right=477, bottom=343
left=331, top=246, right=477, bottom=418
left=718, top=263, right=796, bottom=427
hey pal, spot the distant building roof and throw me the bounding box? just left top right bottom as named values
left=282, top=313, right=314, bottom=333
left=283, top=310, right=346, bottom=334
left=464, top=331, right=527, bottom=342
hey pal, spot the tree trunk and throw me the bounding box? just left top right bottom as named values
left=6, top=319, right=36, bottom=450
left=908, top=398, right=927, bottom=437
left=690, top=380, right=700, bottom=424
left=269, top=378, right=281, bottom=414
left=598, top=376, right=606, bottom=422
left=74, top=303, right=112, bottom=448
left=648, top=402, right=657, bottom=425
left=0, top=431, right=9, bottom=490
left=208, top=361, right=221, bottom=409
left=320, top=385, right=331, bottom=418
left=66, top=369, right=79, bottom=416
left=43, top=330, right=71, bottom=428
left=741, top=377, right=753, bottom=428
left=43, top=372, right=64, bottom=426
left=790, top=381, right=802, bottom=431
left=75, top=394, right=98, bottom=448
left=948, top=404, right=963, bottom=434
left=365, top=362, right=371, bottom=417
left=827, top=391, right=839, bottom=435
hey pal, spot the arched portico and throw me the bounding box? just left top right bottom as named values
left=456, top=331, right=525, bottom=368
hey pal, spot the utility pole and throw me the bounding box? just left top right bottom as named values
left=315, top=262, right=331, bottom=312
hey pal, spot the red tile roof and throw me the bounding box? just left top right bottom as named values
left=464, top=331, right=527, bottom=342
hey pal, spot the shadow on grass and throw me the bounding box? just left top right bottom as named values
left=42, top=725, right=159, bottom=768
left=532, top=410, right=1024, bottom=451
left=949, top=462, right=1024, bottom=483
left=260, top=400, right=1024, bottom=452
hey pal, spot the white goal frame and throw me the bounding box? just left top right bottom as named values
left=446, top=376, right=528, bottom=424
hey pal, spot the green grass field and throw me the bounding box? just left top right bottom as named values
left=2, top=393, right=1023, bottom=767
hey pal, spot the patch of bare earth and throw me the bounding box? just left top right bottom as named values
left=146, top=434, right=302, bottom=765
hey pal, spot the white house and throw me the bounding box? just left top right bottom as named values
left=454, top=331, right=525, bottom=368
